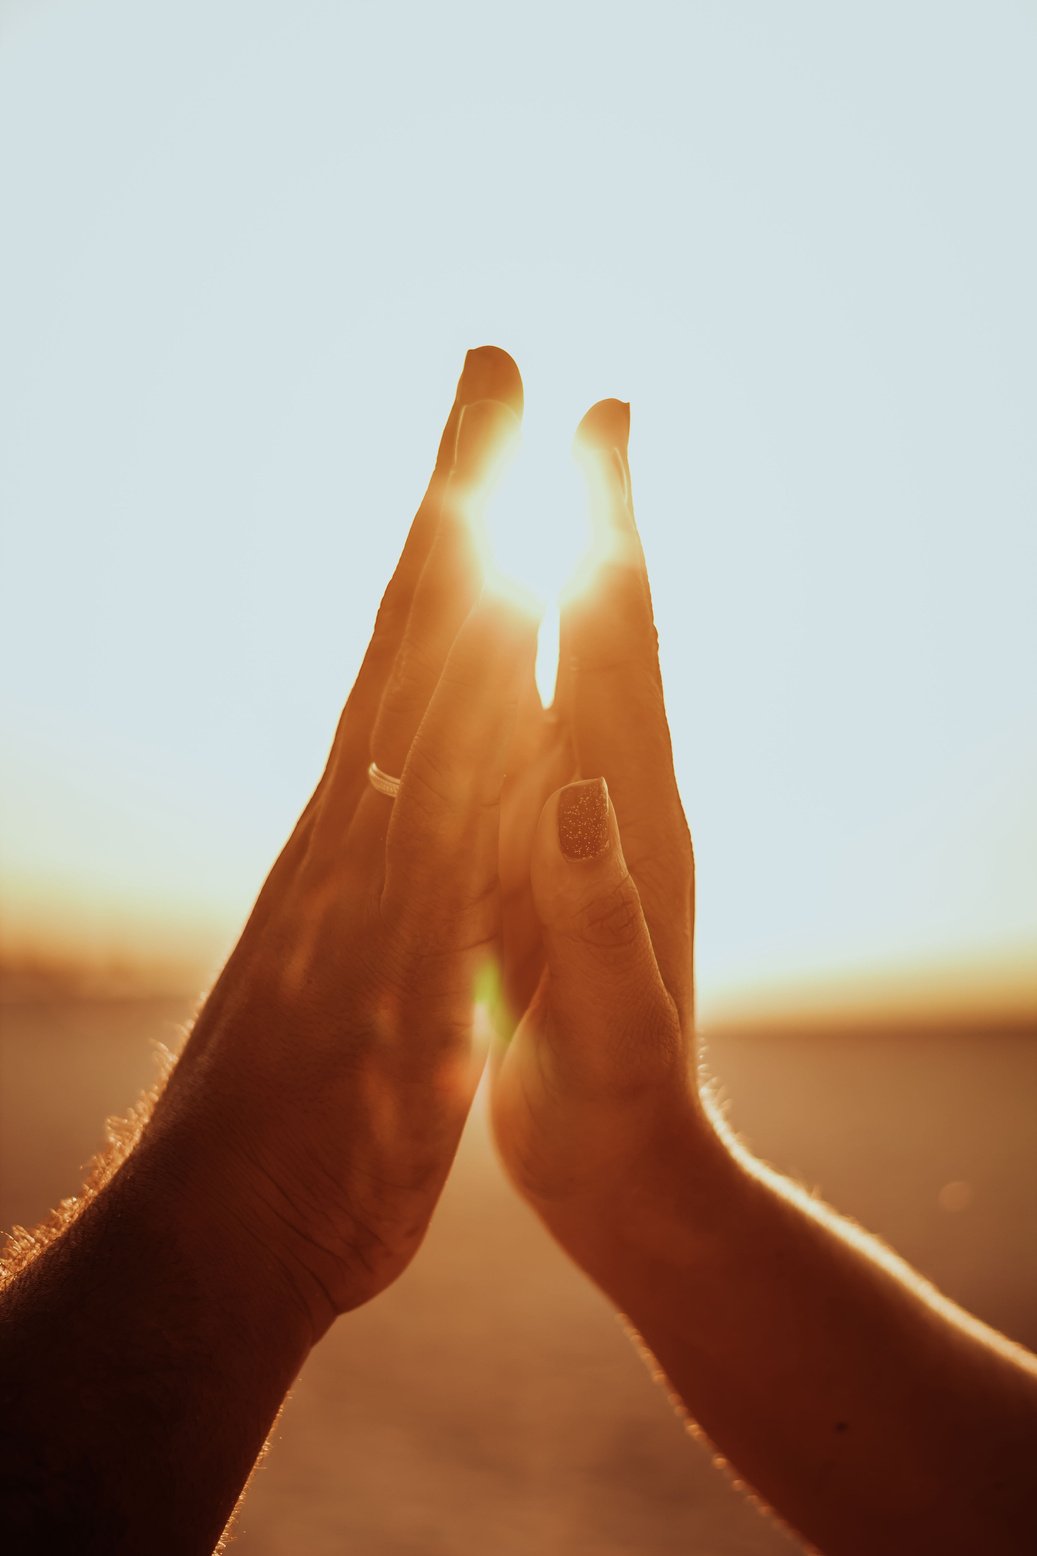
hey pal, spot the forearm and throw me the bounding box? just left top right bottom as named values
left=0, top=1116, right=316, bottom=1555
left=578, top=1118, right=1037, bottom=1556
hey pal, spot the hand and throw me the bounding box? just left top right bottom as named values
left=491, top=400, right=709, bottom=1265
left=145, top=346, right=537, bottom=1335
left=492, top=441, right=1037, bottom=1556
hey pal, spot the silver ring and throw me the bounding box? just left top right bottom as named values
left=367, top=760, right=402, bottom=799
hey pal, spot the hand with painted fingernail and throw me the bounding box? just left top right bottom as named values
left=490, top=400, right=705, bottom=1265
left=488, top=400, right=1037, bottom=1556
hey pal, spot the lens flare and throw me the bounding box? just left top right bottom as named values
left=473, top=431, right=596, bottom=704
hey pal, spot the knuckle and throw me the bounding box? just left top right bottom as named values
left=571, top=877, right=643, bottom=951
left=401, top=743, right=456, bottom=817
left=438, top=643, right=490, bottom=700
left=386, top=635, right=443, bottom=708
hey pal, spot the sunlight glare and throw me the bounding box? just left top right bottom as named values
left=476, top=432, right=593, bottom=705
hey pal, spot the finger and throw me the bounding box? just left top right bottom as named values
left=500, top=707, right=574, bottom=899
left=338, top=396, right=524, bottom=882
left=554, top=398, right=648, bottom=720
left=353, top=346, right=523, bottom=731
left=380, top=587, right=540, bottom=957
left=559, top=401, right=694, bottom=1019
left=369, top=396, right=521, bottom=776
left=311, top=349, right=523, bottom=859
left=529, top=778, right=681, bottom=1090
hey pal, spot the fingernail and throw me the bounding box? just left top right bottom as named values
left=558, top=778, right=610, bottom=860
left=457, top=345, right=523, bottom=414
left=453, top=398, right=520, bottom=482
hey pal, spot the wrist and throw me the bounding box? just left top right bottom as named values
left=534, top=1088, right=743, bottom=1291
left=134, top=1103, right=333, bottom=1354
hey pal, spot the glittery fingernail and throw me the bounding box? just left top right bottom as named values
left=557, top=778, right=610, bottom=860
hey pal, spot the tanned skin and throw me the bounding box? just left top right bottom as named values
left=492, top=399, right=1037, bottom=1555
left=3, top=355, right=1035, bottom=1555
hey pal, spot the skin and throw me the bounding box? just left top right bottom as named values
left=491, top=403, right=1037, bottom=1556
left=0, top=346, right=541, bottom=1554
left=2, top=349, right=1035, bottom=1554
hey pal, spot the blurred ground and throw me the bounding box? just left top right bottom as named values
left=2, top=998, right=1035, bottom=1554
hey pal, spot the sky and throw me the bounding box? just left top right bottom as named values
left=1, top=1, right=1035, bottom=1017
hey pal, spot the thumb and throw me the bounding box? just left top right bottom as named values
left=530, top=778, right=680, bottom=1079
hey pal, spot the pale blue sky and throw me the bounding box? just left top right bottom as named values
left=2, top=1, right=1035, bottom=1010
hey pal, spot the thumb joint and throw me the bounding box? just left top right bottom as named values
left=564, top=875, right=644, bottom=953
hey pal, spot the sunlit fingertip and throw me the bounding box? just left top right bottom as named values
left=457, top=346, right=524, bottom=414
left=574, top=397, right=630, bottom=454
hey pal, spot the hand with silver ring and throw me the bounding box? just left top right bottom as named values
left=0, top=346, right=543, bottom=1553
left=139, top=349, right=532, bottom=1333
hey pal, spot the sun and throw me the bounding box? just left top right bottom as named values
left=472, top=427, right=598, bottom=705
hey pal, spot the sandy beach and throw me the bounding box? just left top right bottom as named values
left=2, top=998, right=1035, bottom=1554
